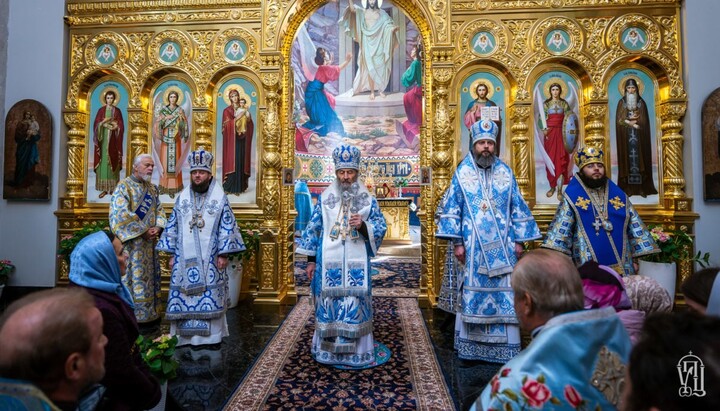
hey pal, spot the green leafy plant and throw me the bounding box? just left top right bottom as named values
left=58, top=221, right=109, bottom=263
left=0, top=260, right=15, bottom=286
left=136, top=334, right=179, bottom=383
left=643, top=225, right=710, bottom=267
left=227, top=229, right=260, bottom=263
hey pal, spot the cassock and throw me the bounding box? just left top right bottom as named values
left=110, top=175, right=167, bottom=322
left=436, top=154, right=541, bottom=363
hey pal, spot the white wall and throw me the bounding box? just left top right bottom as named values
left=0, top=1, right=717, bottom=287
left=682, top=0, right=720, bottom=267
left=1, top=0, right=66, bottom=286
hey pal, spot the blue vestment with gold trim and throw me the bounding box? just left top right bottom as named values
left=542, top=175, right=658, bottom=276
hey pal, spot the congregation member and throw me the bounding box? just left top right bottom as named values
left=436, top=119, right=540, bottom=363
left=622, top=312, right=720, bottom=411
left=622, top=275, right=673, bottom=315
left=69, top=231, right=162, bottom=410
left=578, top=261, right=645, bottom=344
left=0, top=288, right=107, bottom=411
left=109, top=153, right=167, bottom=323
left=542, top=146, right=658, bottom=276
left=157, top=149, right=246, bottom=347
left=473, top=249, right=632, bottom=410
left=681, top=266, right=720, bottom=316
left=296, top=143, right=388, bottom=368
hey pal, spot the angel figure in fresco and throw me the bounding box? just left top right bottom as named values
left=152, top=88, right=191, bottom=197
left=395, top=42, right=423, bottom=150
left=623, top=29, right=646, bottom=48
left=473, top=33, right=494, bottom=53
left=341, top=0, right=399, bottom=100
left=547, top=31, right=568, bottom=50
left=93, top=90, right=124, bottom=197
left=227, top=40, right=245, bottom=60
left=161, top=43, right=179, bottom=60
left=534, top=80, right=579, bottom=200
left=99, top=45, right=115, bottom=63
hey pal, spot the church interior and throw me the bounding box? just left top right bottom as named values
left=1, top=0, right=719, bottom=410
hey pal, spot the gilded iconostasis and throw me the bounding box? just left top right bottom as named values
left=59, top=0, right=695, bottom=306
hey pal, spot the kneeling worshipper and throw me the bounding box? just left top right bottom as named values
left=296, top=143, right=388, bottom=368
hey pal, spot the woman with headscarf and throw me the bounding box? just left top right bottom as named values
left=69, top=231, right=161, bottom=410
left=681, top=267, right=720, bottom=316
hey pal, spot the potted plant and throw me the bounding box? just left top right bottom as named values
left=58, top=221, right=109, bottom=264
left=639, top=225, right=710, bottom=299
left=226, top=229, right=260, bottom=307
left=0, top=259, right=15, bottom=299
left=136, top=333, right=179, bottom=411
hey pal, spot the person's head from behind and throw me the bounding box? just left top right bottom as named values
left=681, top=267, right=720, bottom=316
left=622, top=312, right=720, bottom=411
left=0, top=288, right=107, bottom=402
left=511, top=249, right=584, bottom=333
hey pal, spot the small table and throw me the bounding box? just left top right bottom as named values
left=378, top=198, right=412, bottom=242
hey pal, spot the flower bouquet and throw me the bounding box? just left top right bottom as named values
left=136, top=334, right=179, bottom=383
left=643, top=225, right=710, bottom=266
left=0, top=259, right=15, bottom=286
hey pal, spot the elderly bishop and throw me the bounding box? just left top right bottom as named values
left=296, top=143, right=388, bottom=368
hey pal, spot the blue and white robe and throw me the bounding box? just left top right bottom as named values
left=156, top=178, right=245, bottom=346
left=542, top=176, right=659, bottom=277
left=296, top=179, right=387, bottom=368
left=436, top=154, right=541, bottom=363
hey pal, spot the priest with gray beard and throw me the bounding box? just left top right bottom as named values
left=109, top=153, right=167, bottom=323
left=436, top=118, right=540, bottom=363
left=615, top=77, right=657, bottom=197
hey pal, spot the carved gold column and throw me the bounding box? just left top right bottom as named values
left=509, top=103, right=532, bottom=201
left=255, top=68, right=285, bottom=304
left=582, top=102, right=608, bottom=152
left=63, top=111, right=89, bottom=201
left=659, top=100, right=687, bottom=199
left=192, top=109, right=214, bottom=150
left=127, top=109, right=150, bottom=161
left=427, top=66, right=454, bottom=307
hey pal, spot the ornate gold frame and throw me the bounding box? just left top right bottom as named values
left=60, top=0, right=695, bottom=306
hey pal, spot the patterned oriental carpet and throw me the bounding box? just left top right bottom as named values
left=294, top=257, right=421, bottom=297
left=226, top=297, right=455, bottom=410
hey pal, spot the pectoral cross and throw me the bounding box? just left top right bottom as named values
left=593, top=218, right=603, bottom=235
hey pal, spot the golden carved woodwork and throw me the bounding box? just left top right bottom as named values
left=59, top=0, right=695, bottom=307
left=378, top=199, right=413, bottom=242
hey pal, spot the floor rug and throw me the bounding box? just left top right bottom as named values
left=295, top=257, right=420, bottom=297
left=226, top=297, right=455, bottom=410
